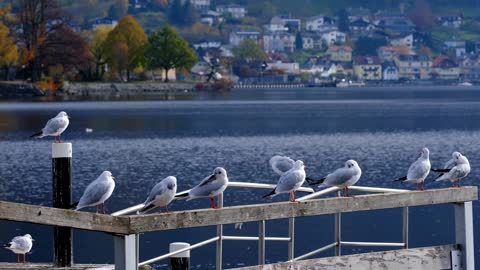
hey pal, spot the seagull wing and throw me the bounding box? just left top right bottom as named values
left=270, top=155, right=295, bottom=176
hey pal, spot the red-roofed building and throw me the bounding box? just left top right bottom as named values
left=327, top=46, right=353, bottom=62
left=353, top=56, right=382, bottom=80
left=432, top=56, right=460, bottom=80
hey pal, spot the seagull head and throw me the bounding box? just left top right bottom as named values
left=25, top=234, right=34, bottom=241
left=420, top=147, right=429, bottom=159
left=345, top=160, right=358, bottom=169
left=165, top=176, right=177, bottom=190
left=452, top=151, right=462, bottom=160
left=212, top=167, right=227, bottom=179
left=293, top=160, right=305, bottom=169
left=102, top=171, right=114, bottom=181
left=57, top=111, right=70, bottom=118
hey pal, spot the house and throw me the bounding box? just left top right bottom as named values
left=353, top=56, right=382, bottom=80
left=200, top=10, right=223, bottom=25
left=382, top=62, right=399, bottom=80
left=320, top=30, right=346, bottom=46
left=193, top=40, right=222, bottom=50
left=349, top=19, right=376, bottom=34
left=394, top=55, right=432, bottom=80
left=229, top=29, right=260, bottom=46
left=301, top=32, right=325, bottom=50
left=432, top=56, right=460, bottom=80
left=377, top=46, right=414, bottom=61
left=335, top=63, right=353, bottom=78
left=263, top=31, right=296, bottom=53
left=88, top=17, right=118, bottom=30
left=460, top=53, right=480, bottom=81
left=327, top=46, right=353, bottom=62
left=346, top=7, right=371, bottom=22
left=280, top=15, right=301, bottom=31
left=216, top=4, right=246, bottom=19
left=266, top=61, right=300, bottom=74
left=305, top=15, right=336, bottom=31
left=264, top=16, right=288, bottom=32
left=390, top=33, right=414, bottom=49
left=444, top=38, right=466, bottom=58
left=377, top=18, right=415, bottom=35
left=437, top=14, right=463, bottom=28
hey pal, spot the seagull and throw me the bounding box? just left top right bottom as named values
left=30, top=111, right=70, bottom=143
left=432, top=152, right=470, bottom=187
left=394, top=147, right=431, bottom=190
left=306, top=160, right=361, bottom=197
left=2, top=234, right=34, bottom=263
left=263, top=160, right=306, bottom=202
left=175, top=167, right=228, bottom=209
left=138, top=176, right=177, bottom=214
left=270, top=155, right=317, bottom=182
left=74, top=171, right=116, bottom=214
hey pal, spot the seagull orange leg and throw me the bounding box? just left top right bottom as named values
left=23, top=254, right=26, bottom=263
left=96, top=205, right=98, bottom=214
left=17, top=254, right=20, bottom=263
left=165, top=205, right=169, bottom=213
left=102, top=203, right=106, bottom=214
left=210, top=197, right=216, bottom=209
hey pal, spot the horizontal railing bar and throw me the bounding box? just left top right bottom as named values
left=112, top=182, right=315, bottom=216
left=296, top=187, right=339, bottom=201
left=297, top=186, right=409, bottom=202
left=139, top=236, right=219, bottom=266
left=128, top=187, right=478, bottom=233
left=290, top=242, right=338, bottom=262
left=340, top=241, right=405, bottom=247
left=223, top=236, right=291, bottom=241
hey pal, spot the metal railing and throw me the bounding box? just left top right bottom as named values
left=111, top=182, right=412, bottom=269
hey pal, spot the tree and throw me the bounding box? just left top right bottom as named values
left=232, top=39, right=267, bottom=63
left=115, top=0, right=128, bottom=17
left=145, top=25, right=197, bottom=82
left=354, top=37, right=387, bottom=56
left=295, top=32, right=303, bottom=50
left=89, top=26, right=112, bottom=80
left=183, top=0, right=199, bottom=26
left=104, top=15, right=147, bottom=81
left=337, top=8, right=350, bottom=32
left=168, top=0, right=183, bottom=26
left=409, top=0, right=434, bottom=32
left=108, top=4, right=119, bottom=19
left=0, top=22, right=18, bottom=80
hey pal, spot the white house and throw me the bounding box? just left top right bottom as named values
left=382, top=62, right=399, bottom=80
left=320, top=30, right=346, bottom=46
left=390, top=34, right=414, bottom=49
left=305, top=15, right=336, bottom=31
left=266, top=61, right=300, bottom=74
left=193, top=40, right=222, bottom=49
left=264, top=16, right=288, bottom=32
left=89, top=17, right=118, bottom=30
left=182, top=0, right=210, bottom=11
left=216, top=4, right=247, bottom=19
left=229, top=29, right=260, bottom=46
left=263, top=31, right=296, bottom=53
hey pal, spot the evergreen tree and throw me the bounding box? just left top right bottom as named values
left=337, top=8, right=350, bottom=32
left=168, top=0, right=183, bottom=26
left=295, top=32, right=303, bottom=50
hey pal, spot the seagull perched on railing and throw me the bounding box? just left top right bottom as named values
left=175, top=167, right=228, bottom=209
left=2, top=234, right=33, bottom=263
left=73, top=171, right=116, bottom=214
left=432, top=152, right=470, bottom=187
left=138, top=176, right=177, bottom=214
left=270, top=155, right=317, bottom=182
left=394, top=147, right=431, bottom=190
left=263, top=160, right=306, bottom=202
left=306, top=160, right=361, bottom=197
left=30, top=111, right=70, bottom=143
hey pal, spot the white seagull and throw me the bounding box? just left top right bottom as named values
left=2, top=234, right=34, bottom=263
left=395, top=147, right=431, bottom=190
left=264, top=160, right=306, bottom=202
left=307, top=160, right=362, bottom=197
left=74, top=171, right=116, bottom=214
left=30, top=111, right=70, bottom=143
left=139, top=176, right=177, bottom=214
left=432, top=152, right=470, bottom=187
left=269, top=155, right=295, bottom=176
left=175, top=167, right=228, bottom=209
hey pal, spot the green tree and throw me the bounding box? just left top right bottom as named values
left=89, top=26, right=112, bottom=80
left=337, top=8, right=349, bottom=32
left=295, top=32, right=303, bottom=50
left=104, top=15, right=147, bottom=81
left=168, top=0, right=183, bottom=26
left=354, top=37, right=387, bottom=56
left=183, top=0, right=199, bottom=26
left=145, top=25, right=197, bottom=82
left=0, top=21, right=18, bottom=80
left=232, top=39, right=267, bottom=63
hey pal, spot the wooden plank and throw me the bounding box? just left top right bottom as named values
left=229, top=245, right=454, bottom=270
left=0, top=201, right=130, bottom=234
left=128, top=187, right=477, bottom=233
left=0, top=263, right=113, bottom=270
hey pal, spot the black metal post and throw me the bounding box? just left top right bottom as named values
left=169, top=242, right=190, bottom=270
left=52, top=143, right=73, bottom=267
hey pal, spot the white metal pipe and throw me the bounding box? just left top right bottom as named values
left=340, top=241, right=405, bottom=247
left=296, top=187, right=339, bottom=202
left=139, top=237, right=219, bottom=266
left=216, top=193, right=224, bottom=270
left=222, top=236, right=291, bottom=241
left=228, top=181, right=314, bottom=193
left=288, top=217, right=295, bottom=260
left=290, top=242, right=337, bottom=262
left=258, top=220, right=265, bottom=265
left=349, top=186, right=410, bottom=193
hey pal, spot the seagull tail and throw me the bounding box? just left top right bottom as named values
left=306, top=177, right=326, bottom=186
left=431, top=168, right=450, bottom=173
left=435, top=174, right=448, bottom=181
left=262, top=188, right=277, bottom=198
left=30, top=130, right=43, bottom=138
left=394, top=176, right=407, bottom=182
left=138, top=203, right=156, bottom=214
left=174, top=192, right=189, bottom=199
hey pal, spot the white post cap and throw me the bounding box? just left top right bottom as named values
left=169, top=242, right=190, bottom=258
left=52, top=143, right=72, bottom=158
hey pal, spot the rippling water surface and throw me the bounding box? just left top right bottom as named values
left=0, top=86, right=479, bottom=269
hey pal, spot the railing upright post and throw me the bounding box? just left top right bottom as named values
left=454, top=201, right=475, bottom=270
left=258, top=220, right=266, bottom=265
left=402, top=207, right=409, bottom=248
left=216, top=193, right=224, bottom=270
left=114, top=234, right=138, bottom=270
left=288, top=217, right=295, bottom=260
left=335, top=191, right=341, bottom=256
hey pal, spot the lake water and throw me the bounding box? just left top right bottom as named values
left=0, top=86, right=479, bottom=269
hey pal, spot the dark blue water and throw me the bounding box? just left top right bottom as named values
left=0, top=86, right=479, bottom=269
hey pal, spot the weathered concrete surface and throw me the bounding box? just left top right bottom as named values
left=63, top=82, right=194, bottom=96
left=0, top=82, right=45, bottom=97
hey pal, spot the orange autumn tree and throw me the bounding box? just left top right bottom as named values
left=0, top=21, right=18, bottom=80
left=104, top=16, right=147, bottom=81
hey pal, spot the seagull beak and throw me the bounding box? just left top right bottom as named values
left=208, top=174, right=216, bottom=181
left=112, top=176, right=115, bottom=180
left=32, top=239, right=35, bottom=241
